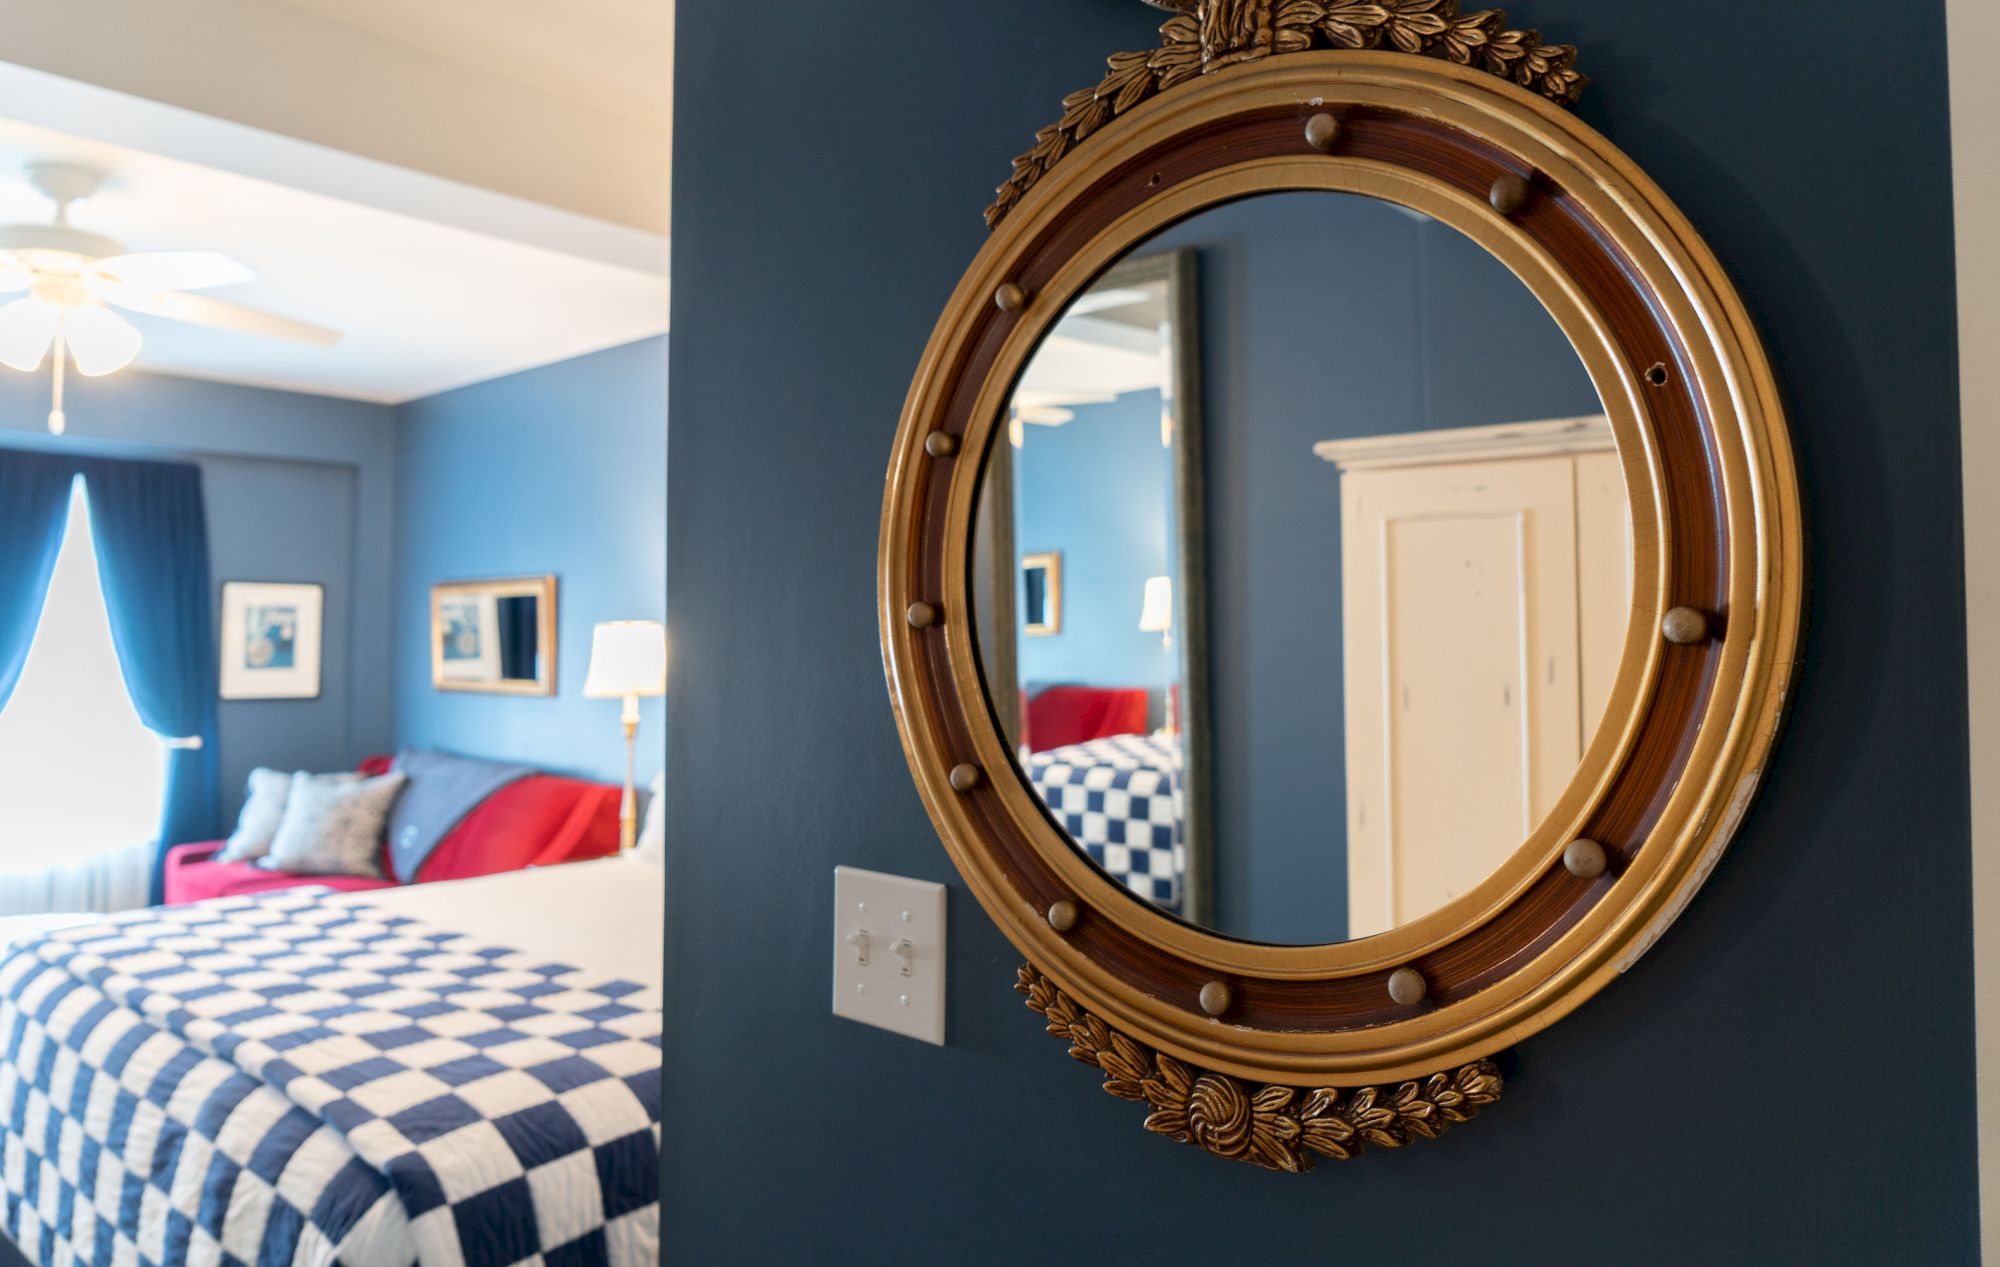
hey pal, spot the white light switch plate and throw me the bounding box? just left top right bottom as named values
left=832, top=866, right=946, bottom=1045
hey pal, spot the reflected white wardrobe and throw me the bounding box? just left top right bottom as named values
left=1317, top=417, right=1630, bottom=939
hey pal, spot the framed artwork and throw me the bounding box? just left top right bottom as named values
left=1021, top=552, right=1062, bottom=636
left=430, top=575, right=557, bottom=696
left=219, top=582, right=324, bottom=700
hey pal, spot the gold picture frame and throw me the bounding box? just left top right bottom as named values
left=1020, top=551, right=1062, bottom=636
left=429, top=575, right=558, bottom=697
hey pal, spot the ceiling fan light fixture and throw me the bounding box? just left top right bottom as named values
left=62, top=303, right=142, bottom=377
left=0, top=297, right=58, bottom=372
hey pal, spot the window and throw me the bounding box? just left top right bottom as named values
left=0, top=477, right=165, bottom=864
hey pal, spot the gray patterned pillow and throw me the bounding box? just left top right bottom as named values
left=263, top=771, right=408, bottom=878
left=218, top=768, right=299, bottom=864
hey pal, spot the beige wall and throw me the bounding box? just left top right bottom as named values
left=0, top=0, right=670, bottom=235
left=1950, top=0, right=1999, bottom=1255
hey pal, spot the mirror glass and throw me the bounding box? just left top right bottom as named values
left=971, top=191, right=1627, bottom=945
left=430, top=575, right=557, bottom=696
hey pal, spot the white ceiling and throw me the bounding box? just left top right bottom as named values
left=0, top=111, right=668, bottom=404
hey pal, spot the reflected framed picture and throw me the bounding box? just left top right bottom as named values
left=219, top=582, right=324, bottom=700
left=1021, top=551, right=1062, bottom=636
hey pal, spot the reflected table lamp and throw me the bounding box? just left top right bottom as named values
left=584, top=620, right=667, bottom=851
left=1139, top=575, right=1174, bottom=650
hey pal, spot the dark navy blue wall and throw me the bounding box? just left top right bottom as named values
left=1013, top=388, right=1176, bottom=723
left=0, top=369, right=396, bottom=818
left=391, top=338, right=667, bottom=786
left=1146, top=195, right=1598, bottom=939
left=665, top=1, right=1976, bottom=1260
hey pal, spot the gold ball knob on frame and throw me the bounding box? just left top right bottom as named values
left=1563, top=838, right=1609, bottom=879
left=994, top=282, right=1029, bottom=312
left=1303, top=112, right=1342, bottom=153
left=906, top=601, right=939, bottom=629
left=1387, top=967, right=1429, bottom=1007
left=1662, top=606, right=1711, bottom=645
left=1489, top=172, right=1530, bottom=215
left=1198, top=981, right=1232, bottom=1017
left=1046, top=900, right=1079, bottom=932
left=948, top=763, right=982, bottom=792
left=924, top=431, right=958, bottom=458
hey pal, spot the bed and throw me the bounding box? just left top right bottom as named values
left=0, top=855, right=662, bottom=1265
left=1024, top=732, right=1185, bottom=912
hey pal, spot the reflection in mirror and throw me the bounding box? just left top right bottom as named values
left=430, top=575, right=558, bottom=696
left=972, top=192, right=1627, bottom=946
left=1021, top=552, right=1062, bottom=635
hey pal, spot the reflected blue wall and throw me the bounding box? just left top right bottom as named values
left=1146, top=195, right=1601, bottom=941
left=0, top=370, right=396, bottom=818
left=1011, top=388, right=1175, bottom=728
left=391, top=338, right=667, bottom=785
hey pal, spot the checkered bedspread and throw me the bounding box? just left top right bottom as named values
left=0, top=889, right=660, bottom=1266
left=1025, top=733, right=1185, bottom=911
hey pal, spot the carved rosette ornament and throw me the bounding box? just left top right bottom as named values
left=1017, top=967, right=1503, bottom=1171
left=986, top=0, right=1588, bottom=228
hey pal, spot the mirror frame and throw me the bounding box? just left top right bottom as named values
left=429, top=574, right=558, bottom=697
left=880, top=7, right=1800, bottom=1172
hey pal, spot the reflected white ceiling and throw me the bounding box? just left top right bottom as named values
left=1015, top=279, right=1170, bottom=417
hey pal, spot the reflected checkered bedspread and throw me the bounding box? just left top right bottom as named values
left=0, top=889, right=660, bottom=1265
left=1025, top=733, right=1185, bottom=911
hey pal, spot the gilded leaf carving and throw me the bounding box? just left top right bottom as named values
left=984, top=0, right=1588, bottom=229
left=1015, top=965, right=1503, bottom=1171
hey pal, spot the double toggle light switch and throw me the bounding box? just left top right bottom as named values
left=832, top=866, right=947, bottom=1045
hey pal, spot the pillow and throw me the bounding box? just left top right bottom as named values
left=217, top=768, right=297, bottom=864
left=636, top=772, right=665, bottom=861
left=263, top=771, right=408, bottom=878
left=385, top=749, right=536, bottom=882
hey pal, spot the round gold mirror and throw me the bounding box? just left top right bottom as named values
left=881, top=7, right=1799, bottom=1172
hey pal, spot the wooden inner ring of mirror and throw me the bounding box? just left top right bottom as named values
left=881, top=56, right=1798, bottom=1085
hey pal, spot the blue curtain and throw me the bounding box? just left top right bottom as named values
left=0, top=451, right=77, bottom=714
left=80, top=457, right=220, bottom=900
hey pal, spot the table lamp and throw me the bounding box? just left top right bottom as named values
left=584, top=620, right=667, bottom=851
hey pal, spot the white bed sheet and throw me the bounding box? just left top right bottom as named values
left=328, top=853, right=665, bottom=990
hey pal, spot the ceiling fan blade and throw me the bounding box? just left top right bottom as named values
left=91, top=249, right=256, bottom=293
left=103, top=288, right=341, bottom=347
left=0, top=298, right=57, bottom=372
left=64, top=304, right=142, bottom=377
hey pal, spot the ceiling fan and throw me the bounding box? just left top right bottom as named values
left=0, top=162, right=341, bottom=433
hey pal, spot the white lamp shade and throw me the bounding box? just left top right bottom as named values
left=584, top=621, right=667, bottom=698
left=1139, top=575, right=1174, bottom=633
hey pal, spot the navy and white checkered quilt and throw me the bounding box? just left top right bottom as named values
left=0, top=889, right=660, bottom=1265
left=1025, top=733, right=1185, bottom=911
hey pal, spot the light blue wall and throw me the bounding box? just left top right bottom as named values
left=1011, top=388, right=1175, bottom=727
left=390, top=338, right=667, bottom=786
left=0, top=368, right=397, bottom=818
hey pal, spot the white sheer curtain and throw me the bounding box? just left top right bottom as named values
left=0, top=477, right=166, bottom=916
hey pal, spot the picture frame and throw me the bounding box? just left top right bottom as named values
left=430, top=575, right=558, bottom=696
left=1021, top=552, right=1062, bottom=636
left=218, top=582, right=324, bottom=700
